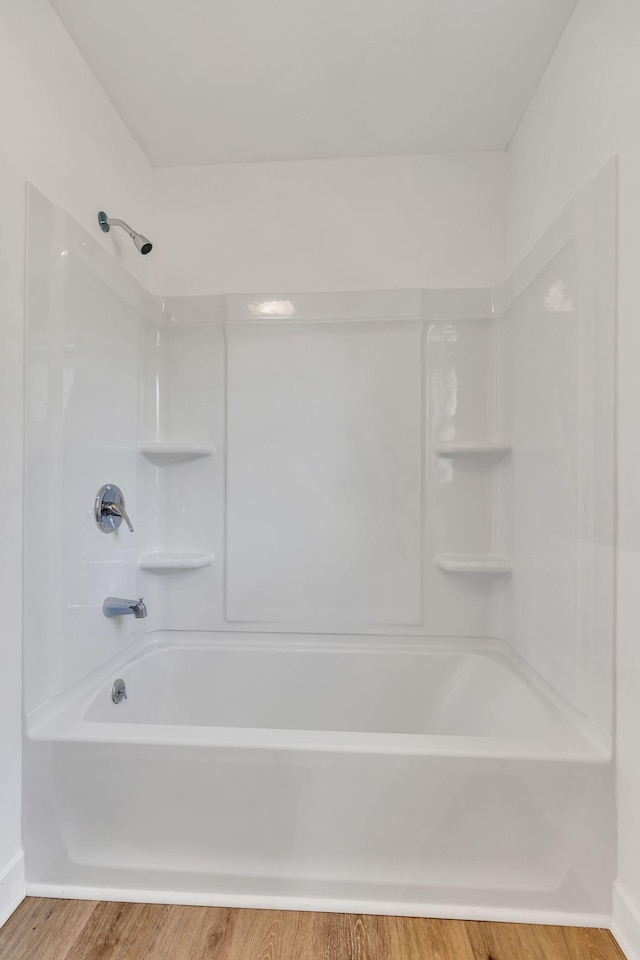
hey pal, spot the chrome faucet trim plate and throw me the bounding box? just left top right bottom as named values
left=95, top=483, right=134, bottom=533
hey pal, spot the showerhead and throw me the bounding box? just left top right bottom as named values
left=133, top=233, right=153, bottom=255
left=98, top=211, right=153, bottom=255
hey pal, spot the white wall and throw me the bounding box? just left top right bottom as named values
left=152, top=153, right=506, bottom=295
left=506, top=0, right=640, bottom=953
left=0, top=0, right=152, bottom=924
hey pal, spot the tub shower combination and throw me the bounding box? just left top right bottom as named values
left=23, top=166, right=616, bottom=923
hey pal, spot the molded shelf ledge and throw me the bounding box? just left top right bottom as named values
left=139, top=552, right=215, bottom=571
left=435, top=554, right=512, bottom=576
left=433, top=440, right=512, bottom=459
left=139, top=441, right=214, bottom=462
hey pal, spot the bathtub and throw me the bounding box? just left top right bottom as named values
left=25, top=631, right=614, bottom=924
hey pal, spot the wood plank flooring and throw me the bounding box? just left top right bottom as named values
left=0, top=898, right=627, bottom=960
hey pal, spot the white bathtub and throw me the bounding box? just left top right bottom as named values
left=25, top=632, right=613, bottom=923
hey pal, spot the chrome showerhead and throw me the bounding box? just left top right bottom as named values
left=133, top=233, right=153, bottom=255
left=98, top=211, right=153, bottom=255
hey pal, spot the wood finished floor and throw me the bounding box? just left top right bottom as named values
left=0, top=898, right=627, bottom=960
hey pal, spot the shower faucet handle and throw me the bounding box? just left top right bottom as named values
left=103, top=500, right=134, bottom=533
left=95, top=484, right=135, bottom=534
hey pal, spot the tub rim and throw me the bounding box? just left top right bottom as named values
left=25, top=630, right=612, bottom=762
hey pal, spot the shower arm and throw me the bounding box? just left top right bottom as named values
left=103, top=217, right=136, bottom=238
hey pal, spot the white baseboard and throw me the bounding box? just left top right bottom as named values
left=25, top=881, right=610, bottom=928
left=0, top=852, right=25, bottom=929
left=612, top=880, right=640, bottom=960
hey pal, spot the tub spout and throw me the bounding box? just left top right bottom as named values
left=103, top=597, right=148, bottom=619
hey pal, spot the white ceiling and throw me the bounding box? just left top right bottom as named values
left=52, top=0, right=577, bottom=167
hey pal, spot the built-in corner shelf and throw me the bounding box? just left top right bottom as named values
left=435, top=553, right=512, bottom=576
left=139, top=441, right=214, bottom=463
left=433, top=440, right=512, bottom=460
left=138, top=552, right=215, bottom=571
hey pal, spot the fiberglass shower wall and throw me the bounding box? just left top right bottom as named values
left=24, top=185, right=159, bottom=715
left=495, top=160, right=616, bottom=734
left=138, top=289, right=502, bottom=640
left=23, top=164, right=615, bottom=740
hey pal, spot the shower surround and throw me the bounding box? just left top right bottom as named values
left=23, top=164, right=616, bottom=922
